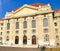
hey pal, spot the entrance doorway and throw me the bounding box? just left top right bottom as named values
left=32, top=35, right=36, bottom=44
left=23, top=35, right=27, bottom=44
left=15, top=36, right=19, bottom=44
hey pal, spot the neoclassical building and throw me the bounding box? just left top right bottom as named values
left=0, top=3, right=60, bottom=48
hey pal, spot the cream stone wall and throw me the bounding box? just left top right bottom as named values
left=0, top=3, right=60, bottom=48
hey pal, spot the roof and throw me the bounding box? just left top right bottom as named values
left=30, top=3, right=46, bottom=7
left=54, top=9, right=60, bottom=12
left=13, top=7, right=20, bottom=11
left=0, top=18, right=3, bottom=20
left=13, top=2, right=46, bottom=11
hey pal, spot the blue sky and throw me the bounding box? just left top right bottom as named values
left=0, top=0, right=60, bottom=18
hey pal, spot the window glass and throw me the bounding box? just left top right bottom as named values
left=43, top=18, right=48, bottom=27
left=16, top=22, right=19, bottom=29
left=32, top=20, right=36, bottom=28
left=54, top=22, right=57, bottom=26
left=16, top=31, right=19, bottom=34
left=44, top=28, right=48, bottom=33
left=23, top=21, right=27, bottom=28
left=44, top=34, right=49, bottom=41
left=7, top=31, right=10, bottom=34
left=32, top=29, right=36, bottom=34
left=56, top=35, right=59, bottom=40
left=55, top=28, right=58, bottom=33
left=23, top=30, right=27, bottom=35
left=7, top=23, right=10, bottom=29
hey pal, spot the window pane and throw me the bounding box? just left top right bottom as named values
left=16, top=31, right=19, bottom=34
left=43, top=18, right=48, bottom=27
left=44, top=34, right=49, bottom=41
left=32, top=29, right=36, bottom=34
left=56, top=35, right=59, bottom=40
left=44, top=28, right=48, bottom=33
left=6, top=39, right=9, bottom=41
left=7, top=31, right=10, bottom=34
left=0, top=32, right=2, bottom=35
left=6, top=36, right=9, bottom=38
left=23, top=21, right=27, bottom=28
left=54, top=22, right=57, bottom=26
left=23, top=30, right=27, bottom=34
left=55, top=28, right=58, bottom=33
left=32, top=20, right=36, bottom=28
left=16, top=22, right=19, bottom=29
left=7, top=23, right=10, bottom=29
left=1, top=27, right=3, bottom=30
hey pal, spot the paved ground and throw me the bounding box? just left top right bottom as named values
left=0, top=46, right=60, bottom=51
left=0, top=47, right=41, bottom=51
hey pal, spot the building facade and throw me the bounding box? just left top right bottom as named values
left=0, top=3, right=60, bottom=48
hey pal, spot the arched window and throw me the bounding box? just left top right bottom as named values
left=23, top=35, right=27, bottom=44
left=7, top=23, right=10, bottom=29
left=15, top=36, right=19, bottom=44
left=0, top=37, right=2, bottom=44
left=43, top=18, right=48, bottom=27
left=32, top=20, right=36, bottom=28
left=23, top=21, right=27, bottom=28
left=32, top=35, right=36, bottom=44
left=16, top=22, right=19, bottom=29
left=44, top=34, right=49, bottom=41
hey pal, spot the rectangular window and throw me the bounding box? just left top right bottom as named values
left=32, top=29, right=36, bottom=34
left=23, top=30, right=27, bottom=34
left=16, top=31, right=19, bottom=34
left=43, top=18, right=48, bottom=27
left=1, top=27, right=3, bottom=30
left=54, top=22, right=57, bottom=26
left=7, top=31, right=10, bottom=34
left=6, top=36, right=9, bottom=41
left=32, top=20, right=36, bottom=28
left=44, top=28, right=48, bottom=33
left=6, top=39, right=9, bottom=41
left=55, top=28, right=58, bottom=33
left=16, top=22, right=19, bottom=29
left=44, top=34, right=49, bottom=41
left=0, top=32, right=2, bottom=35
left=56, top=35, right=59, bottom=41
left=7, top=23, right=10, bottom=29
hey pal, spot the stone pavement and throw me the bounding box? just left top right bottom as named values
left=0, top=47, right=41, bottom=51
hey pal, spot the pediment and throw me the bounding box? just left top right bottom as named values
left=14, top=5, right=38, bottom=17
